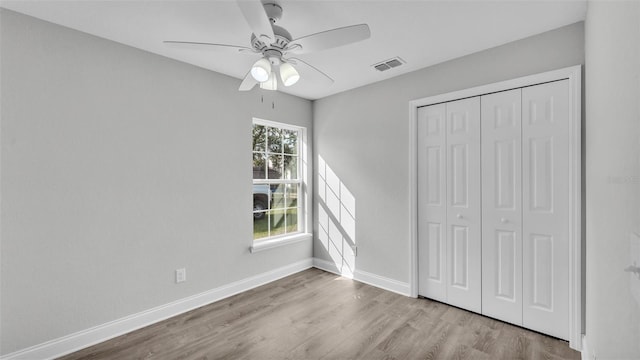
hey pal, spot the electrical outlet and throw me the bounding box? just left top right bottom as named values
left=175, top=268, right=186, bottom=283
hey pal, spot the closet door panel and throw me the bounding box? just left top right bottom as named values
left=481, top=89, right=523, bottom=325
left=522, top=80, right=570, bottom=340
left=418, top=104, right=447, bottom=302
left=445, top=97, right=481, bottom=313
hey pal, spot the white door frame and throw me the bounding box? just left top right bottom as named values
left=408, top=65, right=582, bottom=350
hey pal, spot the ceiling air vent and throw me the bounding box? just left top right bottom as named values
left=372, top=57, right=405, bottom=72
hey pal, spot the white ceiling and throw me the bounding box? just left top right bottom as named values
left=0, top=0, right=587, bottom=100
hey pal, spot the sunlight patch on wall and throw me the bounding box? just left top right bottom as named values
left=318, top=155, right=356, bottom=277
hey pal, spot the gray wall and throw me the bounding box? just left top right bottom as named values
left=585, top=1, right=640, bottom=358
left=313, top=22, right=584, bottom=284
left=0, top=10, right=312, bottom=354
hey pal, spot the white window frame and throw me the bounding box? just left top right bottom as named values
left=250, top=118, right=311, bottom=252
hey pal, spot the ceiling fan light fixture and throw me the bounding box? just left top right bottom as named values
left=280, top=62, right=300, bottom=86
left=166, top=2, right=368, bottom=92
left=251, top=58, right=271, bottom=82
left=260, top=70, right=278, bottom=91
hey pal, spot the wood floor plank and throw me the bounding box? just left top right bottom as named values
left=257, top=283, right=389, bottom=360
left=59, top=268, right=580, bottom=360
left=318, top=294, right=417, bottom=360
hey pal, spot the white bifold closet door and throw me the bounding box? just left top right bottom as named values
left=418, top=103, right=447, bottom=302
left=418, top=79, right=571, bottom=340
left=481, top=80, right=570, bottom=339
left=446, top=98, right=481, bottom=313
left=418, top=97, right=481, bottom=313
left=481, top=88, right=523, bottom=324
left=521, top=80, right=570, bottom=339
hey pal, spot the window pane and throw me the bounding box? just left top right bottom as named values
left=253, top=183, right=270, bottom=210
left=267, top=127, right=282, bottom=153
left=284, top=155, right=297, bottom=180
left=286, top=184, right=298, bottom=208
left=271, top=183, right=285, bottom=210
left=270, top=210, right=287, bottom=237
left=285, top=208, right=298, bottom=234
left=268, top=154, right=283, bottom=179
left=283, top=129, right=298, bottom=155
left=253, top=210, right=269, bottom=240
left=253, top=153, right=267, bottom=179
left=252, top=124, right=266, bottom=152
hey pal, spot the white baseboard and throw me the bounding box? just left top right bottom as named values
left=581, top=335, right=594, bottom=360
left=312, top=258, right=411, bottom=297
left=354, top=268, right=412, bottom=296
left=1, top=258, right=313, bottom=360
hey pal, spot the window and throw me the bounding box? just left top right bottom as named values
left=252, top=119, right=304, bottom=242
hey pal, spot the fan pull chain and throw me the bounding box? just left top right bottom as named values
left=258, top=93, right=275, bottom=110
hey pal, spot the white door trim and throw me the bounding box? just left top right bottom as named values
left=408, top=65, right=582, bottom=350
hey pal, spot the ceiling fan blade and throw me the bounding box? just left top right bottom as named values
left=239, top=70, right=258, bottom=91
left=288, top=24, right=370, bottom=54
left=288, top=57, right=334, bottom=86
left=164, top=41, right=253, bottom=53
left=236, top=0, right=275, bottom=45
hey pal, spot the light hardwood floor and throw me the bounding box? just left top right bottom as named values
left=59, top=268, right=580, bottom=359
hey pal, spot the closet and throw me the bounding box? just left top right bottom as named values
left=417, top=79, right=572, bottom=340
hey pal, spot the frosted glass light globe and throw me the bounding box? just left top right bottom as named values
left=280, top=62, right=300, bottom=86
left=251, top=58, right=271, bottom=82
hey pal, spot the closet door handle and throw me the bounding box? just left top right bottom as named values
left=457, top=213, right=463, bottom=219
left=501, top=217, right=508, bottom=224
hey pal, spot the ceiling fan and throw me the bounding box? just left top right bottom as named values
left=164, top=0, right=371, bottom=91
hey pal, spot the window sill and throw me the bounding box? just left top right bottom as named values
left=250, top=233, right=312, bottom=253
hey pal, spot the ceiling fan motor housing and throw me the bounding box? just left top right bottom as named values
left=251, top=24, right=291, bottom=59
